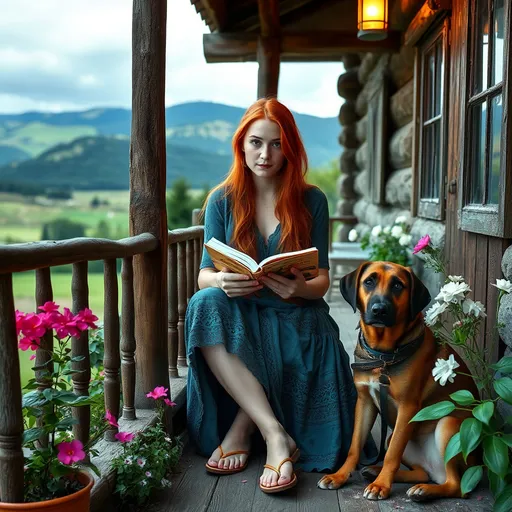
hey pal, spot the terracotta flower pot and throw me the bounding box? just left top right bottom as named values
left=0, top=472, right=93, bottom=512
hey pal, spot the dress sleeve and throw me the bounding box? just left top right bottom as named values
left=309, top=188, right=330, bottom=270
left=200, top=190, right=226, bottom=270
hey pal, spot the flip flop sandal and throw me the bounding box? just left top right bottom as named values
left=205, top=445, right=250, bottom=475
left=259, top=448, right=300, bottom=494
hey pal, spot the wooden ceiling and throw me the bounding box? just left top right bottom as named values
left=190, top=0, right=407, bottom=62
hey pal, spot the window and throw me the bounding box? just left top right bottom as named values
left=460, top=0, right=511, bottom=237
left=417, top=19, right=449, bottom=220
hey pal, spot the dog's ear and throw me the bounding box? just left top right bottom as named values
left=409, top=269, right=431, bottom=321
left=340, top=262, right=370, bottom=312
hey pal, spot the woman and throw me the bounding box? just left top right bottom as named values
left=185, top=98, right=374, bottom=493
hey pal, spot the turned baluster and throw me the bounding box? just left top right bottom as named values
left=193, top=237, right=200, bottom=293
left=177, top=241, right=187, bottom=367
left=168, top=243, right=179, bottom=377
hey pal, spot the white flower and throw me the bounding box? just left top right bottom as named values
left=398, top=234, right=412, bottom=247
left=391, top=225, right=403, bottom=238
left=137, top=457, right=146, bottom=467
left=435, top=281, right=471, bottom=304
left=371, top=225, right=382, bottom=237
left=348, top=229, right=358, bottom=242
left=462, top=298, right=487, bottom=318
left=145, top=471, right=152, bottom=478
left=395, top=215, right=408, bottom=225
left=432, top=354, right=460, bottom=386
left=124, top=457, right=133, bottom=465
left=448, top=275, right=465, bottom=283
left=425, top=302, right=448, bottom=326
left=491, top=279, right=512, bottom=294
left=383, top=226, right=391, bottom=234
left=140, top=479, right=148, bottom=486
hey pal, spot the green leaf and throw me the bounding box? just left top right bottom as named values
left=483, top=436, right=509, bottom=478
left=71, top=356, right=86, bottom=362
left=444, top=432, right=462, bottom=464
left=472, top=401, right=494, bottom=426
left=488, top=470, right=506, bottom=497
left=410, top=401, right=455, bottom=422
left=450, top=390, right=476, bottom=406
left=460, top=418, right=482, bottom=461
left=55, top=417, right=79, bottom=430
left=460, top=466, right=483, bottom=495
left=500, top=434, right=512, bottom=450
left=22, top=391, right=47, bottom=408
left=22, top=427, right=44, bottom=444
left=494, top=485, right=512, bottom=512
left=491, top=357, right=512, bottom=375
left=494, top=378, right=512, bottom=405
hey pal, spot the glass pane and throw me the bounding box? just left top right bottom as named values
left=469, top=102, right=487, bottom=204
left=492, top=0, right=505, bottom=85
left=435, top=37, right=444, bottom=117
left=487, top=94, right=503, bottom=204
left=420, top=122, right=441, bottom=200
left=473, top=0, right=489, bottom=93
left=424, top=47, right=436, bottom=119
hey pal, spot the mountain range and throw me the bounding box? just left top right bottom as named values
left=0, top=102, right=341, bottom=189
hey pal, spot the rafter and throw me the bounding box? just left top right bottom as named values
left=201, top=0, right=227, bottom=31
left=203, top=30, right=402, bottom=63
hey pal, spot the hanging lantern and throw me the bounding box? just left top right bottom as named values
left=357, top=0, right=389, bottom=41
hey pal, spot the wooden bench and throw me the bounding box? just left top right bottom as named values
left=327, top=216, right=370, bottom=301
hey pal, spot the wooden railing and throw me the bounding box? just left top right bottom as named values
left=167, top=226, right=204, bottom=377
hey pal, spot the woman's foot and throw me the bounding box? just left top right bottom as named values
left=260, top=428, right=297, bottom=489
left=207, top=434, right=251, bottom=471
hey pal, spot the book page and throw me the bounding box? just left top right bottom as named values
left=260, top=248, right=319, bottom=280
left=205, top=238, right=260, bottom=273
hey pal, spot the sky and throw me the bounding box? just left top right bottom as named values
left=0, top=0, right=345, bottom=118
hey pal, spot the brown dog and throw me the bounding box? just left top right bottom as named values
left=318, top=262, right=479, bottom=501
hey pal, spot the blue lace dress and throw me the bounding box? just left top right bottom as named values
left=185, top=187, right=375, bottom=472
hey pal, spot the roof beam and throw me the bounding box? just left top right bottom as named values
left=201, top=0, right=227, bottom=31
left=257, top=0, right=280, bottom=98
left=203, top=30, right=402, bottom=63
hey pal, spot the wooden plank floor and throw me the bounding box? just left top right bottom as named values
left=146, top=297, right=494, bottom=512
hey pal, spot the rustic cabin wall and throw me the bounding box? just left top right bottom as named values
left=444, top=0, right=512, bottom=366
left=335, top=54, right=362, bottom=241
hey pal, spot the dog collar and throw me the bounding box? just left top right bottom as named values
left=351, top=327, right=425, bottom=373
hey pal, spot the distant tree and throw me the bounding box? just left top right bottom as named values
left=167, top=178, right=195, bottom=230
left=46, top=188, right=73, bottom=200
left=307, top=160, right=339, bottom=214
left=41, top=219, right=86, bottom=241
left=90, top=196, right=101, bottom=209
left=94, top=220, right=111, bottom=239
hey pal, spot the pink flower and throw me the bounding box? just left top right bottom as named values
left=18, top=337, right=41, bottom=351
left=38, top=301, right=60, bottom=313
left=105, top=410, right=119, bottom=428
left=115, top=431, right=135, bottom=443
left=75, top=308, right=99, bottom=330
left=413, top=235, right=431, bottom=255
left=164, top=398, right=176, bottom=407
left=57, top=440, right=86, bottom=465
left=17, top=313, right=46, bottom=341
left=54, top=308, right=81, bottom=339
left=29, top=354, right=36, bottom=361
left=146, top=386, right=169, bottom=400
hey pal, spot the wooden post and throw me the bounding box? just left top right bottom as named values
left=0, top=274, right=24, bottom=503
left=257, top=0, right=280, bottom=98
left=130, top=0, right=169, bottom=408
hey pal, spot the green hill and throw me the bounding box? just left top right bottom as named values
left=0, top=136, right=231, bottom=190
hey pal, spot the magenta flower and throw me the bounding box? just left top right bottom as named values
left=57, top=440, right=86, bottom=465
left=29, top=354, right=36, bottom=361
left=75, top=308, right=99, bottom=330
left=18, top=337, right=41, bottom=352
left=146, top=386, right=169, bottom=399
left=164, top=398, right=176, bottom=407
left=115, top=431, right=135, bottom=443
left=17, top=313, right=46, bottom=341
left=38, top=301, right=60, bottom=313
left=105, top=409, right=119, bottom=428
left=54, top=307, right=81, bottom=339
left=413, top=235, right=431, bottom=255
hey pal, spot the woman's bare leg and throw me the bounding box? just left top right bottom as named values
left=201, top=344, right=296, bottom=487
left=208, top=408, right=254, bottom=470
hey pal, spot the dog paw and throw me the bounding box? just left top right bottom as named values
left=363, top=482, right=391, bottom=500
left=317, top=473, right=350, bottom=490
left=407, top=484, right=430, bottom=501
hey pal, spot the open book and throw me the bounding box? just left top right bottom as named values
left=204, top=237, right=319, bottom=280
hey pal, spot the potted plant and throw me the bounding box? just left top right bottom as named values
left=0, top=302, right=102, bottom=511
left=410, top=236, right=512, bottom=512
left=348, top=215, right=413, bottom=266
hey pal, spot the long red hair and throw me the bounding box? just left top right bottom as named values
left=205, top=98, right=313, bottom=258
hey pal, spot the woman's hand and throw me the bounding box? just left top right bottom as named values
left=259, top=267, right=307, bottom=299
left=216, top=269, right=263, bottom=298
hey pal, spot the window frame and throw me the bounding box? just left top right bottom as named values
left=459, top=0, right=512, bottom=237
left=416, top=18, right=450, bottom=221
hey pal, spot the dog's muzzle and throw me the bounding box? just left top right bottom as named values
left=364, top=296, right=396, bottom=327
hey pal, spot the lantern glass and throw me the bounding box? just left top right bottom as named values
left=358, top=0, right=389, bottom=41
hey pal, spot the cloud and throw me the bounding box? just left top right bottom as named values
left=0, top=0, right=344, bottom=117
